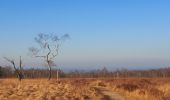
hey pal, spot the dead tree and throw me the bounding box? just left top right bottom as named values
left=29, top=33, right=69, bottom=80
left=4, top=56, right=24, bottom=81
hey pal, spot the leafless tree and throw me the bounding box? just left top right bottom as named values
left=29, top=33, right=69, bottom=80
left=4, top=56, right=24, bottom=81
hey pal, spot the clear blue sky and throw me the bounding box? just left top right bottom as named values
left=0, top=0, right=170, bottom=70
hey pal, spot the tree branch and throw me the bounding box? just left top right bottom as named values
left=50, top=44, right=59, bottom=60
left=3, top=57, right=22, bottom=81
left=19, top=56, right=22, bottom=70
left=35, top=56, right=46, bottom=58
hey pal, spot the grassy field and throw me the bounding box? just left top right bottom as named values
left=0, top=78, right=170, bottom=100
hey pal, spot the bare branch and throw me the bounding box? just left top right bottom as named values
left=35, top=56, right=46, bottom=58
left=47, top=44, right=51, bottom=61
left=29, top=33, right=69, bottom=80
left=20, top=56, right=22, bottom=70
left=51, top=35, right=59, bottom=42
left=29, top=47, right=39, bottom=56
left=61, top=34, right=70, bottom=41
left=3, top=57, right=23, bottom=81
left=3, top=57, right=17, bottom=70
left=4, top=57, right=13, bottom=63
left=49, top=44, right=60, bottom=60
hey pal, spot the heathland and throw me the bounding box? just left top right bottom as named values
left=0, top=78, right=170, bottom=100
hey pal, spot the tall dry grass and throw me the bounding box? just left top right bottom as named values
left=0, top=79, right=99, bottom=100
left=103, top=78, right=170, bottom=100
left=0, top=78, right=169, bottom=100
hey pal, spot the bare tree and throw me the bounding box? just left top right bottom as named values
left=29, top=33, right=69, bottom=80
left=4, top=56, right=24, bottom=81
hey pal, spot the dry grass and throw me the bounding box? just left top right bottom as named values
left=0, top=78, right=99, bottom=100
left=0, top=78, right=169, bottom=100
left=104, top=78, right=170, bottom=100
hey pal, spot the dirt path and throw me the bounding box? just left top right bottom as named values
left=93, top=86, right=125, bottom=100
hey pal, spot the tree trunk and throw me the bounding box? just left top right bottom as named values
left=47, top=63, right=52, bottom=80
left=57, top=69, right=59, bottom=81
left=13, top=62, right=23, bottom=81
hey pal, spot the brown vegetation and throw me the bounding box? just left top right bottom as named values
left=0, top=78, right=169, bottom=100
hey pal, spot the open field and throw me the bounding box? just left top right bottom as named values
left=0, top=78, right=170, bottom=100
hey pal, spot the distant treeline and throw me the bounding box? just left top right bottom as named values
left=0, top=66, right=170, bottom=78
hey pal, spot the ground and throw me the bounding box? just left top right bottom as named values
left=0, top=78, right=170, bottom=100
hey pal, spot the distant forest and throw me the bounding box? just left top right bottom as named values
left=0, top=66, right=170, bottom=78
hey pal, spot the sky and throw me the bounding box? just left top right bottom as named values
left=0, top=0, right=170, bottom=70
